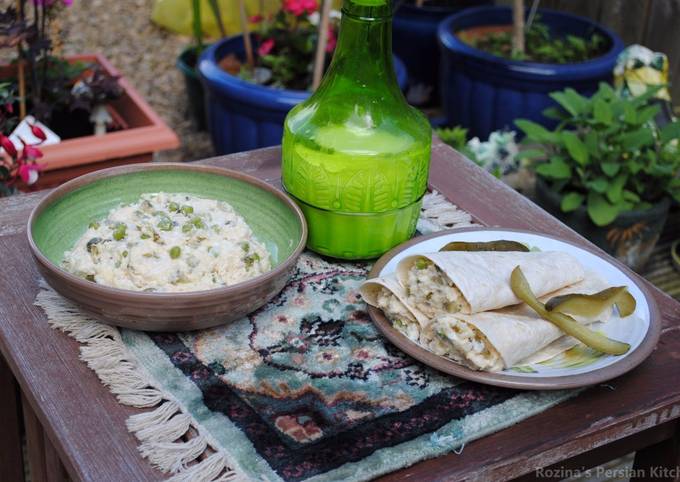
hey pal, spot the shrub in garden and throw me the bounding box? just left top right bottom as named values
left=236, top=0, right=340, bottom=90
left=517, top=83, right=680, bottom=227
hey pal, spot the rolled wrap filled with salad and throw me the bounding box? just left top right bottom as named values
left=397, top=251, right=586, bottom=317
left=360, top=275, right=428, bottom=342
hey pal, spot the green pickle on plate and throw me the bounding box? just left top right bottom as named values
left=281, top=0, right=431, bottom=260
left=510, top=266, right=630, bottom=356
left=439, top=240, right=530, bottom=252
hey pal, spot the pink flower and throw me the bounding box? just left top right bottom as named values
left=30, top=123, right=47, bottom=141
left=325, top=27, right=336, bottom=52
left=302, top=0, right=318, bottom=15
left=249, top=14, right=263, bottom=23
left=258, top=38, right=275, bottom=56
left=0, top=134, right=17, bottom=158
left=18, top=163, right=41, bottom=185
left=19, top=138, right=44, bottom=161
left=283, top=0, right=317, bottom=16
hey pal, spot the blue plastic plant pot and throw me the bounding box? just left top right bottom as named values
left=393, top=0, right=492, bottom=106
left=199, top=35, right=409, bottom=155
left=437, top=6, right=624, bottom=139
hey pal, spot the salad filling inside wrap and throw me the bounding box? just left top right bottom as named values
left=360, top=275, right=428, bottom=342
left=423, top=272, right=612, bottom=371
left=397, top=251, right=586, bottom=317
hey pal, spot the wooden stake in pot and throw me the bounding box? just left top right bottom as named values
left=238, top=0, right=255, bottom=68
left=16, top=58, right=26, bottom=120
left=16, top=0, right=26, bottom=120
left=207, top=0, right=227, bottom=38
left=312, top=0, right=333, bottom=90
left=512, top=0, right=525, bottom=56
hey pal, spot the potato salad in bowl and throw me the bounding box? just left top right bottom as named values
left=61, top=192, right=271, bottom=292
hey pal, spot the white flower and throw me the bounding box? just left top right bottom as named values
left=466, top=130, right=520, bottom=175
left=308, top=9, right=341, bottom=26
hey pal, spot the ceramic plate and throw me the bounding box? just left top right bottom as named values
left=368, top=227, right=661, bottom=390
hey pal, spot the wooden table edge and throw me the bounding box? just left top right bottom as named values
left=0, top=141, right=678, bottom=482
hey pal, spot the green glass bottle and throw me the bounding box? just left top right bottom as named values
left=281, top=0, right=431, bottom=260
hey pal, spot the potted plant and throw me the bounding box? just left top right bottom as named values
left=176, top=0, right=225, bottom=131
left=437, top=5, right=624, bottom=140
left=198, top=0, right=409, bottom=154
left=517, top=83, right=680, bottom=271
left=392, top=0, right=491, bottom=106
left=0, top=1, right=179, bottom=191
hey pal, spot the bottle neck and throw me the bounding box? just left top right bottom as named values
left=317, top=0, right=397, bottom=93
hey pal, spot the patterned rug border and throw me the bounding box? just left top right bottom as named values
left=124, top=328, right=578, bottom=482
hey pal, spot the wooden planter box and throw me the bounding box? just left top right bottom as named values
left=3, top=54, right=180, bottom=190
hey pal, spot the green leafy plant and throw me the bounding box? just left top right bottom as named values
left=191, top=0, right=225, bottom=54
left=0, top=2, right=122, bottom=126
left=435, top=126, right=468, bottom=151
left=466, top=17, right=607, bottom=64
left=517, top=83, right=680, bottom=226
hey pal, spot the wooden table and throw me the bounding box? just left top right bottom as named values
left=1, top=141, right=679, bottom=482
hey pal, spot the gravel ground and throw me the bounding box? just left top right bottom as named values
left=60, top=0, right=214, bottom=162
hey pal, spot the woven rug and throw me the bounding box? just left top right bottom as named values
left=36, top=193, right=576, bottom=482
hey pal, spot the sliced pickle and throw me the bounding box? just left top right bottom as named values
left=440, top=240, right=530, bottom=252
left=545, top=287, right=636, bottom=318
left=510, top=266, right=630, bottom=356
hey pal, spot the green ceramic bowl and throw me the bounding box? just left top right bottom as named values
left=27, top=163, right=307, bottom=331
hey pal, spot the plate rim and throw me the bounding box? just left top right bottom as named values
left=368, top=226, right=661, bottom=390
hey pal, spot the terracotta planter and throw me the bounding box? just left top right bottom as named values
left=1, top=54, right=180, bottom=190
left=534, top=177, right=670, bottom=272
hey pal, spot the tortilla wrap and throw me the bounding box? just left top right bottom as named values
left=397, top=251, right=585, bottom=316
left=360, top=275, right=428, bottom=342
left=425, top=272, right=613, bottom=371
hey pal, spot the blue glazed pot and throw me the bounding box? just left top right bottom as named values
left=393, top=0, right=491, bottom=106
left=199, top=36, right=409, bottom=155
left=177, top=46, right=207, bottom=131
left=437, top=6, right=624, bottom=139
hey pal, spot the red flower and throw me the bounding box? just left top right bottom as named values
left=249, top=14, right=263, bottom=23
left=326, top=27, right=336, bottom=52
left=30, top=123, right=47, bottom=141
left=18, top=162, right=42, bottom=185
left=19, top=137, right=43, bottom=161
left=258, top=38, right=275, bottom=56
left=0, top=134, right=17, bottom=158
left=283, top=0, right=317, bottom=16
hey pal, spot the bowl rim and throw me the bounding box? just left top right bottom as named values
left=27, top=162, right=308, bottom=300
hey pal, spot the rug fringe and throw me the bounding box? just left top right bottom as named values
left=418, top=191, right=475, bottom=234
left=166, top=453, right=236, bottom=482
left=139, top=434, right=208, bottom=473
left=35, top=289, right=245, bottom=482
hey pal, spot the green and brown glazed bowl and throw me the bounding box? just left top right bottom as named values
left=27, top=163, right=307, bottom=331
